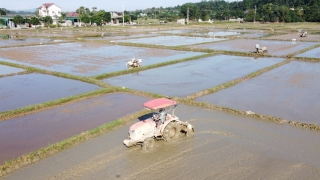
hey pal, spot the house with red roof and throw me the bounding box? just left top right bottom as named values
left=38, top=3, right=61, bottom=24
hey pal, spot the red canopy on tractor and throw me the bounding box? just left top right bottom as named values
left=143, top=98, right=177, bottom=110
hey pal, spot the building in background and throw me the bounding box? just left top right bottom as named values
left=38, top=3, right=61, bottom=24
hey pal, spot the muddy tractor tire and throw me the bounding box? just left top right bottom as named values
left=186, top=127, right=195, bottom=136
left=142, top=137, right=155, bottom=151
left=163, top=122, right=181, bottom=141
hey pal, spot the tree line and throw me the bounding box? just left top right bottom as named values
left=131, top=0, right=320, bottom=23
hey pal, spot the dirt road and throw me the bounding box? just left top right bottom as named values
left=3, top=104, right=320, bottom=179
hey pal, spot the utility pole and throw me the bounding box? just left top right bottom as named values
left=122, top=0, right=124, bottom=26
left=254, top=5, right=256, bottom=24
left=187, top=7, right=189, bottom=24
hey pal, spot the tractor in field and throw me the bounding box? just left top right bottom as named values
left=123, top=98, right=194, bottom=150
left=300, top=31, right=307, bottom=37
left=126, top=57, right=142, bottom=68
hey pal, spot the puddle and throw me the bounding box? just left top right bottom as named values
left=105, top=55, right=285, bottom=97
left=5, top=104, right=320, bottom=179
left=0, top=73, right=100, bottom=112
left=296, top=47, right=320, bottom=58
left=0, top=93, right=149, bottom=164
left=117, top=35, right=226, bottom=46
left=0, top=42, right=205, bottom=76
left=0, top=65, right=24, bottom=75
left=191, top=39, right=318, bottom=56
left=0, top=38, right=64, bottom=47
left=196, top=61, right=320, bottom=124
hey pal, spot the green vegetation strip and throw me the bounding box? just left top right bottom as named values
left=186, top=58, right=292, bottom=100
left=0, top=109, right=148, bottom=177
left=0, top=87, right=122, bottom=121
left=295, top=57, right=320, bottom=62
left=94, top=53, right=214, bottom=80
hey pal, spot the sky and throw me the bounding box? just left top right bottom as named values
left=3, top=0, right=234, bottom=12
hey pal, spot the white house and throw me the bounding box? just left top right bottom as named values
left=38, top=3, right=61, bottom=24
left=110, top=12, right=123, bottom=24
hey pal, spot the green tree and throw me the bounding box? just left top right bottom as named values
left=0, top=18, right=5, bottom=25
left=59, top=12, right=66, bottom=23
left=43, top=16, right=53, bottom=27
left=13, top=15, right=24, bottom=25
left=0, top=8, right=10, bottom=16
left=30, top=17, right=40, bottom=25
left=180, top=3, right=200, bottom=20
left=91, top=10, right=110, bottom=25
left=277, top=5, right=289, bottom=22
left=80, top=14, right=91, bottom=23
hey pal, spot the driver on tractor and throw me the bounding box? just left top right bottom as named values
left=155, top=108, right=167, bottom=126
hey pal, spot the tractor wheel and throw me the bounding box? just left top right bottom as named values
left=163, top=122, right=181, bottom=141
left=141, top=137, right=155, bottom=151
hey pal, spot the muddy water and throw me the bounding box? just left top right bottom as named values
left=0, top=38, right=58, bottom=47
left=0, top=73, right=100, bottom=112
left=197, top=61, right=320, bottom=125
left=4, top=104, right=320, bottom=179
left=105, top=55, right=285, bottom=97
left=0, top=43, right=204, bottom=76
left=0, top=93, right=149, bottom=164
left=296, top=47, right=320, bottom=58
left=117, top=35, right=226, bottom=46
left=192, top=39, right=318, bottom=56
left=0, top=65, right=24, bottom=75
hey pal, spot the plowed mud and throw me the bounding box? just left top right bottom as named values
left=0, top=42, right=204, bottom=76
left=0, top=93, right=149, bottom=164
left=3, top=105, right=320, bottom=179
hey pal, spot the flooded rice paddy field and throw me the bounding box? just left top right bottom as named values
left=0, top=93, right=149, bottom=164
left=196, top=61, right=320, bottom=125
left=0, top=42, right=204, bottom=76
left=105, top=55, right=285, bottom=97
left=296, top=46, right=320, bottom=58
left=4, top=104, right=320, bottom=179
left=117, top=35, right=226, bottom=46
left=192, top=39, right=318, bottom=56
left=2, top=26, right=320, bottom=178
left=0, top=65, right=24, bottom=75
left=0, top=38, right=63, bottom=47
left=264, top=33, right=320, bottom=42
left=0, top=73, right=100, bottom=112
